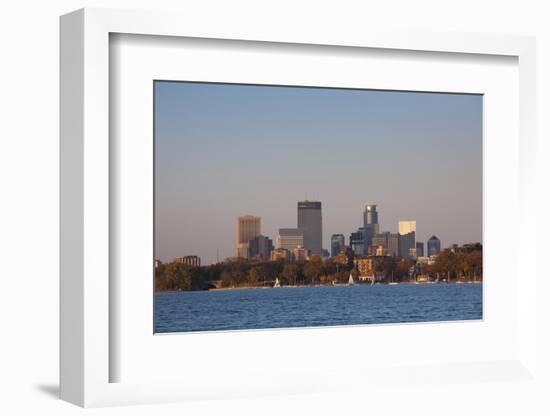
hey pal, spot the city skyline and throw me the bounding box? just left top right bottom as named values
left=155, top=81, right=482, bottom=264
left=159, top=200, right=465, bottom=264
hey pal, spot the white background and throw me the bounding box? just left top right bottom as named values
left=112, top=34, right=519, bottom=384
left=1, top=1, right=549, bottom=415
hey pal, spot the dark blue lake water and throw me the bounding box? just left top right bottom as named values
left=154, top=283, right=482, bottom=333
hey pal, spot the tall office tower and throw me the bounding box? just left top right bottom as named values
left=330, top=234, right=346, bottom=257
left=350, top=227, right=366, bottom=256
left=297, top=201, right=323, bottom=256
left=398, top=220, right=417, bottom=259
left=372, top=232, right=400, bottom=257
left=416, top=242, right=424, bottom=257
left=399, top=232, right=416, bottom=259
left=427, top=235, right=441, bottom=257
left=276, top=228, right=305, bottom=251
left=398, top=220, right=416, bottom=236
left=249, top=235, right=274, bottom=261
left=363, top=204, right=380, bottom=250
left=236, top=215, right=261, bottom=258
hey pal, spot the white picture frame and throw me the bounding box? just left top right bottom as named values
left=60, top=7, right=537, bottom=408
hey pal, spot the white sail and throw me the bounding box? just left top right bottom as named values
left=348, top=274, right=354, bottom=285
left=273, top=277, right=281, bottom=288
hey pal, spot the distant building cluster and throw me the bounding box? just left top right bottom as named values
left=235, top=215, right=274, bottom=261
left=228, top=201, right=443, bottom=270
left=161, top=201, right=447, bottom=270
left=233, top=201, right=324, bottom=262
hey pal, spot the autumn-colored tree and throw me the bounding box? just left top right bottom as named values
left=248, top=267, right=261, bottom=284
left=282, top=263, right=299, bottom=286
left=220, top=271, right=233, bottom=288
left=303, top=260, right=322, bottom=285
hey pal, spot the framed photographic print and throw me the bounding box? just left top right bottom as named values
left=153, top=81, right=483, bottom=334
left=60, top=8, right=538, bottom=408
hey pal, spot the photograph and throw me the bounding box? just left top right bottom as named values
left=153, top=81, right=483, bottom=333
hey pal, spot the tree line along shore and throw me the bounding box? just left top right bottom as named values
left=154, top=245, right=482, bottom=292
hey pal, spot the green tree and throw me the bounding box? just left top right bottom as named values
left=163, top=262, right=193, bottom=291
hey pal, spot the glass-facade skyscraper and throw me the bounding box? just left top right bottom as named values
left=427, top=235, right=441, bottom=256
left=363, top=204, right=379, bottom=251
left=350, top=228, right=366, bottom=256
left=297, top=201, right=322, bottom=256
left=330, top=234, right=345, bottom=257
left=416, top=242, right=424, bottom=257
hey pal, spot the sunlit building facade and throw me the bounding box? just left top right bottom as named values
left=292, top=245, right=310, bottom=262
left=276, top=228, right=305, bottom=252
left=174, top=255, right=201, bottom=267
left=372, top=232, right=400, bottom=257
left=236, top=215, right=261, bottom=258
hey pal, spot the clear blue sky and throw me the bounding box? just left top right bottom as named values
left=155, top=81, right=482, bottom=264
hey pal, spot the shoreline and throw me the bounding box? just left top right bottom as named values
left=155, top=281, right=482, bottom=293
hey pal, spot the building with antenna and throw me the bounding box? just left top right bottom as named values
left=363, top=204, right=379, bottom=251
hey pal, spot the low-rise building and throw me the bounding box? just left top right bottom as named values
left=174, top=255, right=201, bottom=267
left=270, top=248, right=291, bottom=261
left=293, top=245, right=310, bottom=262
left=276, top=228, right=305, bottom=251
left=354, top=258, right=374, bottom=280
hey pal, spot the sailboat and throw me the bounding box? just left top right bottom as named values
left=273, top=277, right=281, bottom=288
left=348, top=273, right=355, bottom=286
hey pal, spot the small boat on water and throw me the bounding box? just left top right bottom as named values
left=273, top=277, right=281, bottom=288
left=348, top=274, right=355, bottom=286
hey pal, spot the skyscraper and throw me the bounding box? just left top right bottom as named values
left=398, top=220, right=416, bottom=259
left=427, top=235, right=441, bottom=257
left=363, top=204, right=379, bottom=250
left=372, top=232, right=400, bottom=257
left=236, top=215, right=261, bottom=258
left=249, top=235, right=274, bottom=261
left=398, top=220, right=416, bottom=236
left=297, top=201, right=322, bottom=256
left=416, top=242, right=424, bottom=257
left=399, top=232, right=416, bottom=259
left=350, top=228, right=366, bottom=256
left=330, top=234, right=345, bottom=257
